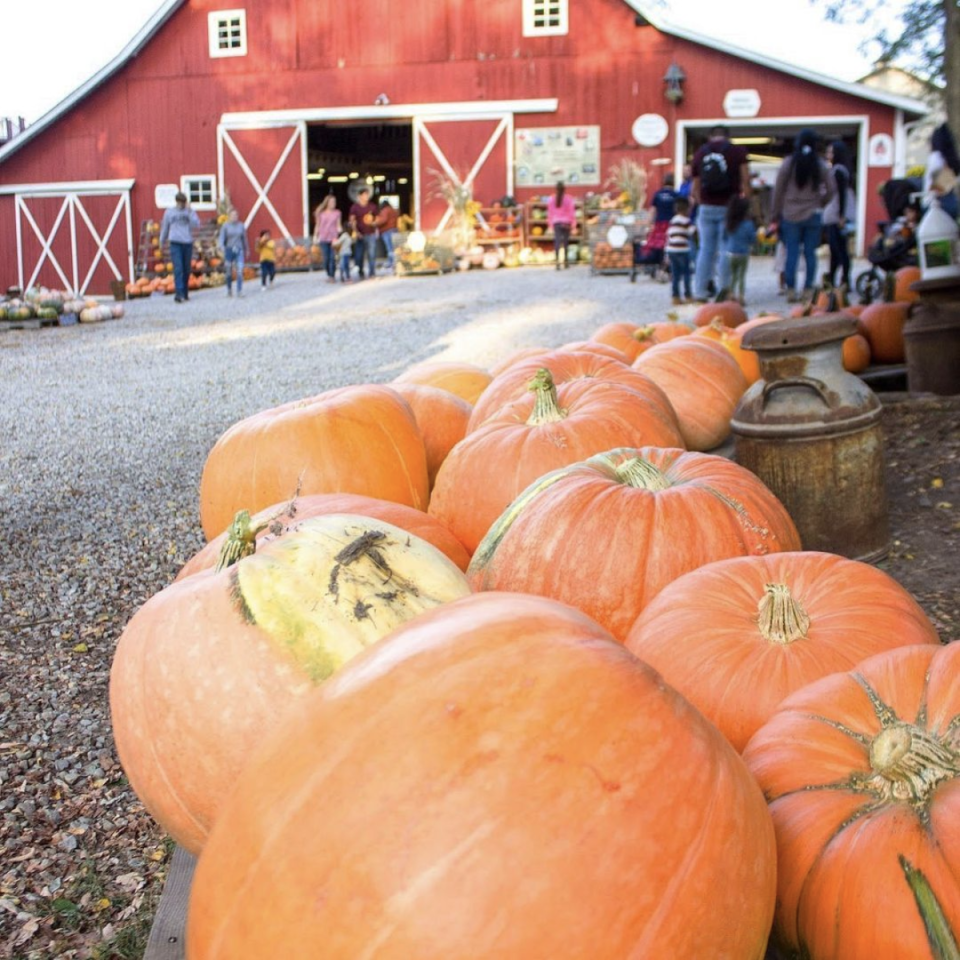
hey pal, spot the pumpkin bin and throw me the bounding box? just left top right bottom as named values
left=109, top=514, right=472, bottom=854
left=186, top=592, right=777, bottom=959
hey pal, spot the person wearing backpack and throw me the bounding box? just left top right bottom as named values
left=690, top=125, right=749, bottom=302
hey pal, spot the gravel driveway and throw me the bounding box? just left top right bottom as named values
left=0, top=258, right=822, bottom=958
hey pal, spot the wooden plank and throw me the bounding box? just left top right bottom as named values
left=144, top=846, right=196, bottom=960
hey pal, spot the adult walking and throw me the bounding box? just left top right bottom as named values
left=349, top=186, right=380, bottom=279
left=822, top=140, right=857, bottom=291
left=313, top=195, right=341, bottom=283
left=376, top=199, right=400, bottom=272
left=769, top=129, right=835, bottom=303
left=546, top=181, right=577, bottom=269
left=159, top=191, right=200, bottom=304
left=690, top=125, right=749, bottom=302
left=218, top=209, right=250, bottom=298
left=924, top=123, right=960, bottom=219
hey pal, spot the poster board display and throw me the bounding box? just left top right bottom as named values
left=515, top=126, right=601, bottom=187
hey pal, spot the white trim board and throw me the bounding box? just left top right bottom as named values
left=0, top=179, right=136, bottom=196
left=220, top=100, right=559, bottom=129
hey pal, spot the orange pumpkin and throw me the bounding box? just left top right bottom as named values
left=858, top=301, right=910, bottom=364
left=468, top=349, right=679, bottom=432
left=744, top=642, right=960, bottom=960
left=110, top=514, right=473, bottom=853
left=641, top=318, right=693, bottom=343
left=626, top=552, right=939, bottom=752
left=198, top=385, right=429, bottom=541
left=178, top=492, right=471, bottom=579
left=558, top=339, right=632, bottom=362
left=429, top=371, right=686, bottom=554
left=488, top=346, right=552, bottom=376
left=842, top=332, right=872, bottom=373
left=634, top=338, right=748, bottom=450
left=692, top=299, right=748, bottom=328
left=588, top=321, right=645, bottom=362
left=393, top=360, right=492, bottom=405
left=187, top=592, right=777, bottom=959
left=467, top=446, right=801, bottom=640
left=893, top=265, right=922, bottom=303
left=390, top=383, right=472, bottom=489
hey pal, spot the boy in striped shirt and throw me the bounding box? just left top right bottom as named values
left=666, top=197, right=697, bottom=305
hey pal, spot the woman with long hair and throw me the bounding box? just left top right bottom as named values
left=822, top=140, right=857, bottom=290
left=769, top=129, right=836, bottom=302
left=313, top=194, right=341, bottom=282
left=546, top=181, right=577, bottom=269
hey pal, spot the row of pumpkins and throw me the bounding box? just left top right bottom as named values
left=125, top=271, right=228, bottom=298
left=109, top=286, right=957, bottom=959
left=0, top=287, right=123, bottom=323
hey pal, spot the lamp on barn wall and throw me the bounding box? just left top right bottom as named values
left=663, top=64, right=686, bottom=105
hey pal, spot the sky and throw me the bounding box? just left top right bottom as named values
left=0, top=0, right=897, bottom=125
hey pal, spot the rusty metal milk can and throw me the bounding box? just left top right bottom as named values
left=731, top=313, right=890, bottom=562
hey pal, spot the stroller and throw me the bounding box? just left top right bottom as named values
left=855, top=178, right=922, bottom=303
left=631, top=219, right=670, bottom=283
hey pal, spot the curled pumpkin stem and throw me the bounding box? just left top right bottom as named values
left=526, top=368, right=568, bottom=425
left=756, top=583, right=810, bottom=644
left=867, top=724, right=960, bottom=805
left=216, top=510, right=271, bottom=572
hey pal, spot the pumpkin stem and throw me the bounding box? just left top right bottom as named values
left=614, top=456, right=670, bottom=491
left=756, top=583, right=810, bottom=644
left=526, top=368, right=568, bottom=425
left=216, top=509, right=271, bottom=572
left=867, top=723, right=960, bottom=805
left=634, top=325, right=655, bottom=342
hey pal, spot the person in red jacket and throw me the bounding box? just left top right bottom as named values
left=348, top=186, right=380, bottom=279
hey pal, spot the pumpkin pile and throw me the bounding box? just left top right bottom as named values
left=0, top=287, right=122, bottom=324
left=107, top=304, right=956, bottom=959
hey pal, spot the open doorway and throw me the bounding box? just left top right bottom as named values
left=306, top=121, right=413, bottom=225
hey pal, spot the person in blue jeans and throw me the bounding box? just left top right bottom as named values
left=769, top=128, right=835, bottom=302
left=690, top=125, right=749, bottom=301
left=218, top=209, right=250, bottom=298
left=159, top=192, right=200, bottom=303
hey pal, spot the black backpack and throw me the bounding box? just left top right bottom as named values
left=700, top=147, right=732, bottom=194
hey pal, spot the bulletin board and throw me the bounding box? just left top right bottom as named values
left=514, top=126, right=602, bottom=187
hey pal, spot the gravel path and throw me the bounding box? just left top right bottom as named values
left=0, top=258, right=825, bottom=958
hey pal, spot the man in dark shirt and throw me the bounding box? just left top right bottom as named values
left=690, top=125, right=750, bottom=301
left=349, top=187, right=380, bottom=279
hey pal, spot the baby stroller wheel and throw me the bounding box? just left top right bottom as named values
left=855, top=269, right=883, bottom=304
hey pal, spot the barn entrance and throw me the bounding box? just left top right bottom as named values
left=306, top=121, right=413, bottom=226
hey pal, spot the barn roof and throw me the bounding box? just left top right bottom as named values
left=0, top=0, right=928, bottom=167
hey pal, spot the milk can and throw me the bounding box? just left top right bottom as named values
left=731, top=313, right=890, bottom=562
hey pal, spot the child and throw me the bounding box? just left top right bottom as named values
left=665, top=196, right=696, bottom=304
left=255, top=229, right=276, bottom=289
left=721, top=195, right=757, bottom=305
left=336, top=227, right=355, bottom=282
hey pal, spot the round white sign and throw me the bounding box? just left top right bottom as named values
left=632, top=114, right=669, bottom=148
left=607, top=224, right=629, bottom=249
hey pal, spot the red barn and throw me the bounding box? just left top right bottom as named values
left=0, top=0, right=926, bottom=294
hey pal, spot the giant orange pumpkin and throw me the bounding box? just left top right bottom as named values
left=857, top=301, right=910, bottom=364
left=187, top=592, right=777, bottom=959
left=588, top=321, right=645, bottom=361
left=178, top=492, right=471, bottom=579
left=198, top=385, right=429, bottom=541
left=390, top=383, right=472, bottom=488
left=110, top=514, right=472, bottom=853
left=626, top=552, right=940, bottom=751
left=744, top=642, right=960, bottom=960
left=393, top=360, right=492, bottom=405
left=634, top=338, right=748, bottom=450
left=468, top=349, right=679, bottom=431
left=430, top=372, right=686, bottom=554
left=467, top=446, right=801, bottom=639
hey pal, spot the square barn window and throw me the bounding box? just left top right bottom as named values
left=523, top=0, right=568, bottom=36
left=208, top=9, right=247, bottom=58
left=181, top=175, right=217, bottom=211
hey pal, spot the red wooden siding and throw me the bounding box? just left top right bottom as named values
left=0, top=0, right=914, bottom=288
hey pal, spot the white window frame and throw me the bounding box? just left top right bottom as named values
left=208, top=9, right=247, bottom=58
left=522, top=0, right=568, bottom=37
left=180, top=174, right=218, bottom=211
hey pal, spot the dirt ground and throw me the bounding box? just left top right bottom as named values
left=879, top=394, right=960, bottom=645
